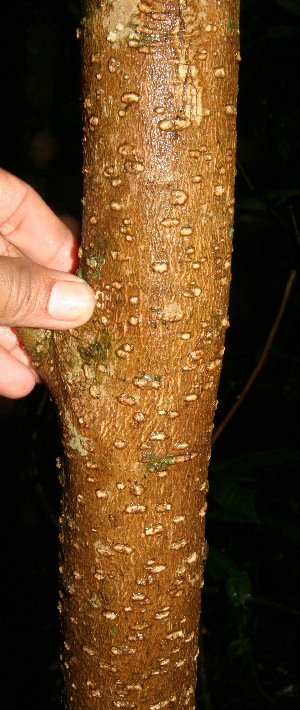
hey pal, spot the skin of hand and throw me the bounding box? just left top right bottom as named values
left=0, top=168, right=95, bottom=399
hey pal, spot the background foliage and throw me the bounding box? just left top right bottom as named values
left=0, top=0, right=299, bottom=707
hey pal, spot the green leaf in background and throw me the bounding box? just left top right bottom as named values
left=205, top=548, right=252, bottom=665
left=210, top=448, right=300, bottom=476
left=264, top=187, right=300, bottom=204
left=209, top=455, right=261, bottom=525
left=205, top=546, right=242, bottom=581
left=209, top=450, right=300, bottom=539
left=225, top=572, right=252, bottom=609
left=276, top=0, right=300, bottom=15
left=205, top=548, right=252, bottom=607
left=64, top=0, right=81, bottom=18
left=265, top=23, right=300, bottom=38
left=208, top=475, right=259, bottom=523
left=260, top=514, right=300, bottom=544
left=236, top=196, right=267, bottom=213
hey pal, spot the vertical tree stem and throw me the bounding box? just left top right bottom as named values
left=38, top=2, right=240, bottom=707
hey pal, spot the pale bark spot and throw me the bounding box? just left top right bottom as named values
left=170, top=190, right=187, bottom=205
left=133, top=412, right=146, bottom=423
left=166, top=629, right=184, bottom=640
left=128, top=315, right=141, bottom=325
left=95, top=489, right=108, bottom=498
left=151, top=261, right=168, bottom=273
left=147, top=563, right=166, bottom=573
left=114, top=439, right=128, bottom=448
left=173, top=441, right=188, bottom=449
left=170, top=539, right=187, bottom=550
left=108, top=57, right=120, bottom=73
left=149, top=431, right=167, bottom=440
left=225, top=103, right=237, bottom=115
left=113, top=543, right=134, bottom=554
left=102, top=610, right=118, bottom=620
left=156, top=502, right=171, bottom=512
left=184, top=393, right=198, bottom=402
left=83, top=645, right=95, bottom=656
left=180, top=227, right=193, bottom=237
left=155, top=608, right=170, bottom=620
left=186, top=552, right=198, bottom=565
left=117, top=393, right=136, bottom=406
left=161, top=218, right=179, bottom=227
left=162, top=302, right=183, bottom=322
left=125, top=503, right=146, bottom=513
left=145, top=524, right=164, bottom=536
left=214, top=185, right=225, bottom=196
left=94, top=541, right=115, bottom=556
left=89, top=384, right=102, bottom=398
left=121, top=92, right=141, bottom=104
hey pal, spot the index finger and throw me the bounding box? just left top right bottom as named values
left=0, top=169, right=79, bottom=272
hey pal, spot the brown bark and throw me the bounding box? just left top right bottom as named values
left=21, top=1, right=240, bottom=707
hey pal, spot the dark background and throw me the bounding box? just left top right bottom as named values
left=1, top=1, right=300, bottom=708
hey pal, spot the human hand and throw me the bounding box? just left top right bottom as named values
left=0, top=169, right=95, bottom=398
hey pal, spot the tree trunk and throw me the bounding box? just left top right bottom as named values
left=21, top=1, right=240, bottom=707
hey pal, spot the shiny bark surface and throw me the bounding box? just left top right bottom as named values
left=22, top=1, right=239, bottom=707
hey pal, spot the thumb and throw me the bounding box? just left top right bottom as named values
left=0, top=256, right=95, bottom=329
